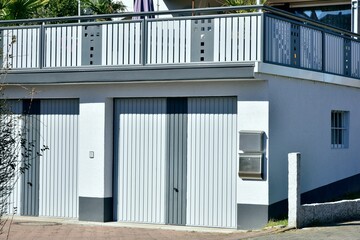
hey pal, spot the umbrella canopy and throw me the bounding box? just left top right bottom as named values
left=134, top=0, right=155, bottom=18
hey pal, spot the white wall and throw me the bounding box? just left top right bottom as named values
left=237, top=101, right=269, bottom=205
left=78, top=98, right=113, bottom=198
left=267, top=75, right=360, bottom=204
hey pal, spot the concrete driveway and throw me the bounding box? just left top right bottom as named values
left=1, top=217, right=360, bottom=240
left=0, top=216, right=278, bottom=240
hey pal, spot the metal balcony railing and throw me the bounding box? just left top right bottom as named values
left=1, top=5, right=360, bottom=80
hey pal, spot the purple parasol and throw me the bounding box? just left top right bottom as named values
left=133, top=0, right=155, bottom=19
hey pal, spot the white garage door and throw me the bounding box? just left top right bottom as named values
left=114, top=98, right=167, bottom=224
left=114, top=97, right=237, bottom=228
left=187, top=97, right=237, bottom=228
left=6, top=99, right=79, bottom=218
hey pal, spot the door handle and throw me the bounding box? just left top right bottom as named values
left=173, top=187, right=179, bottom=192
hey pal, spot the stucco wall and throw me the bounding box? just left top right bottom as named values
left=266, top=74, right=360, bottom=205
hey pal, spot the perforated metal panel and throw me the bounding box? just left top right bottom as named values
left=191, top=18, right=214, bottom=62
left=291, top=23, right=300, bottom=67
left=344, top=39, right=351, bottom=77
left=82, top=25, right=102, bottom=65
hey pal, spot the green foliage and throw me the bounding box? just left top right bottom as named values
left=82, top=0, right=126, bottom=15
left=0, top=0, right=126, bottom=20
left=223, top=0, right=266, bottom=12
left=266, top=219, right=288, bottom=228
left=39, top=0, right=79, bottom=18
left=0, top=0, right=11, bottom=19
left=1, top=0, right=49, bottom=20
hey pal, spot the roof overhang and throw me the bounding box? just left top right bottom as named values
left=2, top=63, right=255, bottom=85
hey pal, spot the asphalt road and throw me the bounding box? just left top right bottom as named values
left=251, top=221, right=360, bottom=240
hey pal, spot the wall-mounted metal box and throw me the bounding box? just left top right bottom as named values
left=238, top=153, right=263, bottom=180
left=238, top=131, right=265, bottom=180
left=239, top=131, right=264, bottom=152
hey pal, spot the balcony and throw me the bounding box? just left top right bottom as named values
left=1, top=5, right=360, bottom=82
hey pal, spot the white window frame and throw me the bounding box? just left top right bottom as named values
left=331, top=110, right=349, bottom=149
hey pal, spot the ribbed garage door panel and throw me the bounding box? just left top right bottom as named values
left=187, top=97, right=237, bottom=228
left=39, top=99, right=79, bottom=218
left=115, top=98, right=167, bottom=224
left=21, top=100, right=41, bottom=216
left=6, top=100, right=23, bottom=215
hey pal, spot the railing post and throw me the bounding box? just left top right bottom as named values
left=288, top=152, right=302, bottom=228
left=257, top=0, right=261, bottom=13
left=142, top=18, right=148, bottom=66
left=260, top=13, right=266, bottom=63
left=352, top=0, right=359, bottom=34
left=322, top=31, right=325, bottom=73
left=39, top=22, right=45, bottom=69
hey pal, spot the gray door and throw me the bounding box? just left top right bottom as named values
left=166, top=98, right=187, bottom=225
left=21, top=100, right=41, bottom=216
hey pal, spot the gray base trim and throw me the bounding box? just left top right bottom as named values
left=237, top=204, right=268, bottom=230
left=79, top=197, right=113, bottom=222
left=268, top=199, right=288, bottom=220
left=302, top=173, right=360, bottom=204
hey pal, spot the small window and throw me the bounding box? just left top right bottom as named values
left=331, top=111, right=349, bottom=149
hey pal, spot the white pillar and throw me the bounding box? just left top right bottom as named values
left=78, top=97, right=113, bottom=222
left=352, top=0, right=359, bottom=34
left=288, top=152, right=301, bottom=228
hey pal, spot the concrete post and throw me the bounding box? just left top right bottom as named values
left=288, top=152, right=301, bottom=228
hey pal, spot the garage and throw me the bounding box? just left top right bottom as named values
left=7, top=99, right=79, bottom=218
left=114, top=97, right=237, bottom=228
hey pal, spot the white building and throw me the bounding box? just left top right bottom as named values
left=3, top=0, right=360, bottom=230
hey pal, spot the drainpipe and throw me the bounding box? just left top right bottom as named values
left=352, top=0, right=359, bottom=34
